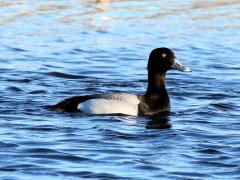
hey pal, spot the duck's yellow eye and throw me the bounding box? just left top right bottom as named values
left=162, top=53, right=167, bottom=58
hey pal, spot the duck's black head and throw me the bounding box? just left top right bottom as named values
left=147, top=47, right=191, bottom=73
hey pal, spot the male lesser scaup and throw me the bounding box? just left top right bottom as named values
left=49, top=48, right=191, bottom=116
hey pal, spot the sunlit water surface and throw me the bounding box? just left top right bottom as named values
left=0, top=0, right=240, bottom=179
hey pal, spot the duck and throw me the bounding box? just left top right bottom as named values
left=48, top=47, right=191, bottom=116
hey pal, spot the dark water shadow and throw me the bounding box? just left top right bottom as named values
left=145, top=112, right=172, bottom=129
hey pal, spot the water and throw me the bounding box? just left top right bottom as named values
left=0, top=0, right=240, bottom=179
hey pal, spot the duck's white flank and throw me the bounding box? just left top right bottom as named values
left=77, top=93, right=140, bottom=116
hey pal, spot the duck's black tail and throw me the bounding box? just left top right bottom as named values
left=45, top=95, right=92, bottom=113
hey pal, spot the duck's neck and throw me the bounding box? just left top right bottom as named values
left=146, top=72, right=168, bottom=97
left=139, top=72, right=170, bottom=115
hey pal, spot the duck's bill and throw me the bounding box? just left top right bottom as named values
left=171, top=58, right=192, bottom=72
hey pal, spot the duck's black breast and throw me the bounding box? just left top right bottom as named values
left=138, top=94, right=170, bottom=115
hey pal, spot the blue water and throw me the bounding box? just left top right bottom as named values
left=1, top=1, right=240, bottom=179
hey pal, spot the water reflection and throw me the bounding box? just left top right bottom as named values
left=146, top=113, right=171, bottom=129
left=97, top=0, right=110, bottom=4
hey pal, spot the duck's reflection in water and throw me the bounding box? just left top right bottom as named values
left=146, top=113, right=171, bottom=129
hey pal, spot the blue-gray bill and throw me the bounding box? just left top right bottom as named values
left=171, top=58, right=192, bottom=72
